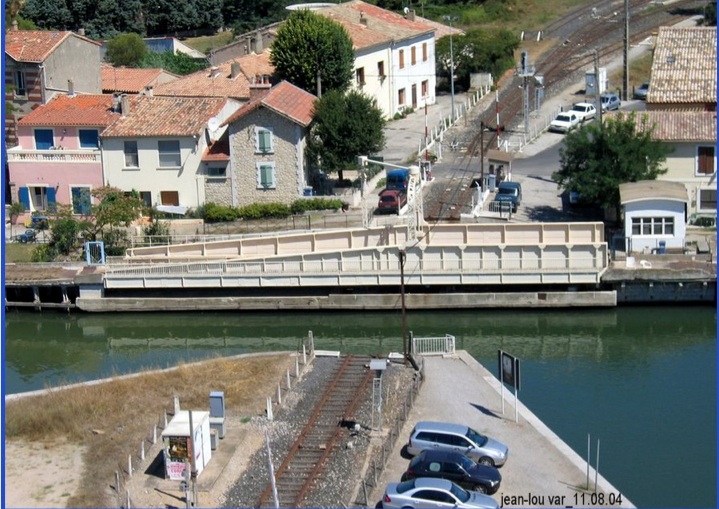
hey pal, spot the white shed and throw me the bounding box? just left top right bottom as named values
left=619, top=180, right=688, bottom=254
left=161, top=410, right=212, bottom=480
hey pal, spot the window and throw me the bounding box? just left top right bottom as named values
left=411, top=46, right=416, bottom=65
left=124, top=141, right=139, bottom=167
left=377, top=61, right=385, bottom=79
left=160, top=191, right=179, bottom=206
left=356, top=67, right=365, bottom=86
left=14, top=71, right=26, bottom=96
left=422, top=80, right=428, bottom=98
left=71, top=186, right=92, bottom=215
left=398, top=88, right=406, bottom=107
left=18, top=186, right=56, bottom=212
left=699, top=188, right=716, bottom=210
left=207, top=166, right=227, bottom=177
left=34, top=129, right=54, bottom=150
left=78, top=129, right=99, bottom=149
left=139, top=191, right=152, bottom=207
left=399, top=49, right=405, bottom=69
left=256, top=162, right=276, bottom=189
left=158, top=140, right=181, bottom=167
left=631, top=217, right=675, bottom=236
left=255, top=127, right=274, bottom=154
left=422, top=42, right=428, bottom=62
left=697, top=146, right=715, bottom=175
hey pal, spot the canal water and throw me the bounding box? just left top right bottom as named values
left=3, top=306, right=716, bottom=508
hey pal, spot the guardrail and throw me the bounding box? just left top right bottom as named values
left=411, top=334, right=456, bottom=356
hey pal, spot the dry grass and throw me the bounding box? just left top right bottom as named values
left=5, top=353, right=295, bottom=508
left=183, top=31, right=235, bottom=54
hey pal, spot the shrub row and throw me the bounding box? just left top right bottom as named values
left=202, top=199, right=346, bottom=223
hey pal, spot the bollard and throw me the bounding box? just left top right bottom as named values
left=302, top=344, right=307, bottom=365
left=164, top=411, right=168, bottom=428
left=153, top=424, right=157, bottom=445
left=277, top=384, right=282, bottom=406
left=295, top=356, right=300, bottom=379
left=173, top=396, right=180, bottom=414
left=115, top=471, right=120, bottom=491
left=128, top=455, right=133, bottom=476
left=140, top=440, right=145, bottom=461
left=286, top=369, right=291, bottom=390
left=266, top=397, right=273, bottom=421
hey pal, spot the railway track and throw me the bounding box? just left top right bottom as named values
left=256, top=355, right=374, bottom=508
left=424, top=0, right=705, bottom=221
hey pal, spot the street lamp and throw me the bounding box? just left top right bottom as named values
left=444, top=16, right=458, bottom=122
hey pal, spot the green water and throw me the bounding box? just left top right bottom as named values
left=3, top=306, right=716, bottom=507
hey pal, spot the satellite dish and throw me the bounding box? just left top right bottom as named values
left=403, top=6, right=409, bottom=14
left=207, top=117, right=220, bottom=132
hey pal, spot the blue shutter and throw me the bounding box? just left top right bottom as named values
left=47, top=187, right=57, bottom=212
left=18, top=187, right=30, bottom=210
left=34, top=129, right=54, bottom=150
left=79, top=130, right=99, bottom=149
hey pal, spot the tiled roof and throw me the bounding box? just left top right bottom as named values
left=316, top=0, right=435, bottom=50
left=153, top=53, right=274, bottom=100
left=202, top=133, right=230, bottom=162
left=223, top=81, right=316, bottom=127
left=605, top=111, right=716, bottom=142
left=101, top=96, right=226, bottom=137
left=101, top=65, right=179, bottom=93
left=648, top=26, right=717, bottom=105
left=17, top=94, right=118, bottom=127
left=5, top=30, right=100, bottom=62
left=620, top=180, right=688, bottom=205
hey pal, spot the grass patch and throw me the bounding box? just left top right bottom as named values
left=4, top=242, right=37, bottom=263
left=183, top=31, right=235, bottom=54
left=5, top=353, right=295, bottom=508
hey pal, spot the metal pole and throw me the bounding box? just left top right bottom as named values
left=622, top=0, right=629, bottom=101
left=495, top=88, right=501, bottom=149
left=523, top=76, right=530, bottom=135
left=188, top=411, right=198, bottom=507
left=265, top=430, right=280, bottom=508
left=445, top=16, right=456, bottom=122
left=594, top=438, right=600, bottom=493
left=514, top=385, right=518, bottom=423
left=594, top=49, right=603, bottom=126
left=400, top=250, right=407, bottom=364
left=586, top=433, right=591, bottom=489
left=479, top=121, right=484, bottom=191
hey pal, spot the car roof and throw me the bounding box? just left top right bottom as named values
left=572, top=102, right=594, bottom=107
left=417, top=449, right=468, bottom=462
left=414, top=421, right=468, bottom=434
left=412, top=477, right=455, bottom=490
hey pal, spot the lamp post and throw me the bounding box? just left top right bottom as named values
left=444, top=16, right=458, bottom=122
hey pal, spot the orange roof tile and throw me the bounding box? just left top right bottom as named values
left=202, top=134, right=230, bottom=162
left=17, top=94, right=118, bottom=127
left=223, top=81, right=316, bottom=127
left=235, top=51, right=275, bottom=79
left=101, top=96, right=226, bottom=137
left=153, top=61, right=252, bottom=100
left=101, top=65, right=178, bottom=93
left=605, top=110, right=717, bottom=142
left=5, top=30, right=100, bottom=62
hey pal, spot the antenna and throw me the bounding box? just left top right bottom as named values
left=403, top=6, right=409, bottom=14
left=207, top=117, right=220, bottom=132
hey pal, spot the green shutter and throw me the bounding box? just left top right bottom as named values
left=260, top=165, right=274, bottom=188
left=258, top=130, right=271, bottom=152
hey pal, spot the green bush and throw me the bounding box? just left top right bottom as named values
left=30, top=244, right=56, bottom=262
left=290, top=198, right=344, bottom=214
left=237, top=203, right=291, bottom=219
left=203, top=202, right=239, bottom=222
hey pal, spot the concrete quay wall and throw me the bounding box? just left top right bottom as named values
left=365, top=351, right=635, bottom=508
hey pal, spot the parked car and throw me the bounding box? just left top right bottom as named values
left=406, top=421, right=509, bottom=467
left=16, top=229, right=37, bottom=243
left=548, top=112, right=580, bottom=133
left=569, top=102, right=596, bottom=122
left=401, top=450, right=502, bottom=494
left=600, top=93, right=621, bottom=111
left=381, top=478, right=499, bottom=509
left=633, top=82, right=650, bottom=100
left=377, top=189, right=407, bottom=214
left=492, top=181, right=522, bottom=213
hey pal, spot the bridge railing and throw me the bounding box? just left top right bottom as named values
left=411, top=334, right=456, bottom=356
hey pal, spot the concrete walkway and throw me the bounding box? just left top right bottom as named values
left=367, top=352, right=634, bottom=508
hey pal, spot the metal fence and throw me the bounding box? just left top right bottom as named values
left=411, top=334, right=456, bottom=356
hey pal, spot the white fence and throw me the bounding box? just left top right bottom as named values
left=411, top=334, right=456, bottom=356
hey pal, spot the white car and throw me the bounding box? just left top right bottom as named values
left=548, top=112, right=580, bottom=133
left=570, top=102, right=596, bottom=122
left=381, top=477, right=499, bottom=509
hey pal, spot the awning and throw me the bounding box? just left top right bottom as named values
left=156, top=205, right=189, bottom=215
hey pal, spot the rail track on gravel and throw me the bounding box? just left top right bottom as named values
left=256, top=355, right=374, bottom=508
left=424, top=0, right=706, bottom=222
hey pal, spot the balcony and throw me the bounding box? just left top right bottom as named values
left=7, top=148, right=101, bottom=163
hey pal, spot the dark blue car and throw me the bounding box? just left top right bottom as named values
left=401, top=449, right=502, bottom=494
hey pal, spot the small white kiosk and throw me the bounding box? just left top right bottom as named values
left=161, top=410, right=212, bottom=480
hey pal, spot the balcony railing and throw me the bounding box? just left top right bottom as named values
left=7, top=148, right=101, bottom=163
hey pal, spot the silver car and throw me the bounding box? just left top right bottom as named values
left=406, top=421, right=509, bottom=467
left=634, top=82, right=650, bottom=100
left=381, top=477, right=499, bottom=509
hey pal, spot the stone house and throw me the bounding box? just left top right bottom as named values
left=221, top=81, right=317, bottom=207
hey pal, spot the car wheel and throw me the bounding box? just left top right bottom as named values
left=474, top=484, right=488, bottom=494
left=478, top=456, right=495, bottom=467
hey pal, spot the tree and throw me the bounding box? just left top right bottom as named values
left=140, top=51, right=210, bottom=75
left=270, top=9, right=354, bottom=95
left=105, top=33, right=147, bottom=66
left=704, top=1, right=716, bottom=26
left=308, top=90, right=386, bottom=181
left=83, top=187, right=145, bottom=255
left=552, top=112, right=672, bottom=213
left=19, top=0, right=73, bottom=30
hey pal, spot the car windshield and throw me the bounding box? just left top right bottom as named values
left=449, top=482, right=471, bottom=503
left=555, top=115, right=572, bottom=122
left=497, top=188, right=516, bottom=196
left=396, top=480, right=416, bottom=494
left=380, top=195, right=396, bottom=203
left=572, top=105, right=587, bottom=112
left=457, top=454, right=475, bottom=470
left=467, top=427, right=488, bottom=446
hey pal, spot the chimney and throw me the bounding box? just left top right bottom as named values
left=112, top=93, right=121, bottom=112
left=68, top=79, right=75, bottom=97
left=120, top=94, right=130, bottom=116
left=407, top=9, right=416, bottom=21
left=11, top=20, right=18, bottom=31
left=77, top=27, right=85, bottom=36
left=255, top=32, right=263, bottom=53
left=144, top=85, right=154, bottom=96
left=230, top=62, right=241, bottom=79
left=249, top=75, right=271, bottom=99
left=359, top=11, right=367, bottom=26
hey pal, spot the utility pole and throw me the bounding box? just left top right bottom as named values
left=316, top=69, right=322, bottom=98
left=479, top=121, right=485, bottom=191
left=594, top=50, right=603, bottom=127
left=399, top=249, right=407, bottom=364
left=517, top=50, right=535, bottom=135
left=444, top=16, right=458, bottom=121
left=622, top=0, right=629, bottom=101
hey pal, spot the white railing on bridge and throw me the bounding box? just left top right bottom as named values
left=411, top=334, right=456, bottom=356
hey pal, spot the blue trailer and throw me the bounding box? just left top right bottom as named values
left=386, top=169, right=410, bottom=191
